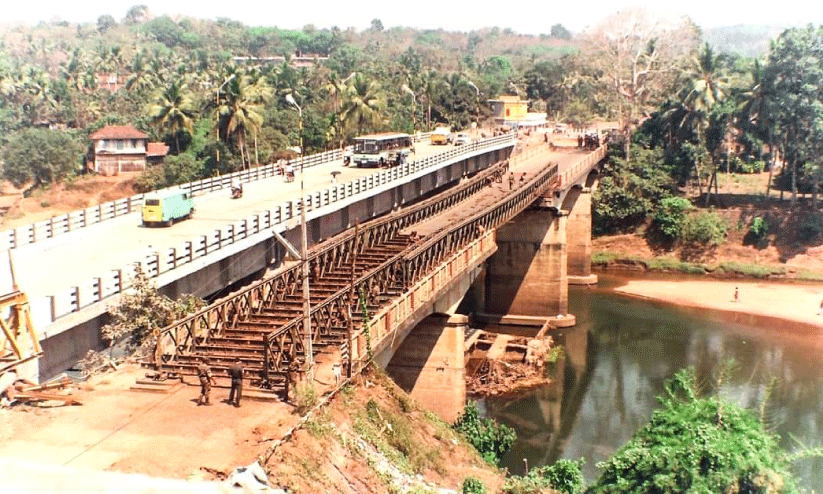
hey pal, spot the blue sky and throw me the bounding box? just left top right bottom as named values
left=3, top=0, right=818, bottom=33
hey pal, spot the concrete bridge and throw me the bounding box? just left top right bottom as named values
left=147, top=141, right=606, bottom=420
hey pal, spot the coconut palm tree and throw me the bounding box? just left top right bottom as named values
left=340, top=74, right=384, bottom=137
left=738, top=59, right=779, bottom=197
left=148, top=80, right=195, bottom=153
left=217, top=71, right=271, bottom=168
left=679, top=43, right=729, bottom=204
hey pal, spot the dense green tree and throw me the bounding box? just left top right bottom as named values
left=764, top=25, right=823, bottom=206
left=96, top=15, right=117, bottom=34
left=550, top=24, right=572, bottom=40
left=1, top=128, right=83, bottom=188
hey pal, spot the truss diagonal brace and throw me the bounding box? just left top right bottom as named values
left=272, top=230, right=301, bottom=260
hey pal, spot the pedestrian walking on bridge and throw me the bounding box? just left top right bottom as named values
left=228, top=357, right=244, bottom=407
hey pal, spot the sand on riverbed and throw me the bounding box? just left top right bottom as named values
left=613, top=279, right=823, bottom=329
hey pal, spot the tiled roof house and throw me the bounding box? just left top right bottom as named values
left=88, top=125, right=168, bottom=175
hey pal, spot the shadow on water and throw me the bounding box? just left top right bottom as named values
left=481, top=274, right=823, bottom=491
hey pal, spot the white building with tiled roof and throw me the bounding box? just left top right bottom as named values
left=88, top=125, right=168, bottom=175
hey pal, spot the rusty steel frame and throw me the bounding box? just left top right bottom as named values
left=154, top=146, right=605, bottom=387
left=154, top=158, right=513, bottom=373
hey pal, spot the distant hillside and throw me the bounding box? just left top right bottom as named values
left=704, top=24, right=789, bottom=57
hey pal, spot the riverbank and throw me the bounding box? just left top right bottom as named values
left=610, top=276, right=823, bottom=329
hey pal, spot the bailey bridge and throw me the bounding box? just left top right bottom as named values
left=0, top=134, right=605, bottom=407
left=149, top=141, right=605, bottom=420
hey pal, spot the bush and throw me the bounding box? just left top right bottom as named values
left=681, top=211, right=728, bottom=247
left=652, top=197, right=692, bottom=241
left=749, top=216, right=768, bottom=239
left=461, top=476, right=486, bottom=494
left=798, top=213, right=823, bottom=242
left=588, top=369, right=796, bottom=493
left=503, top=459, right=585, bottom=494
left=454, top=402, right=516, bottom=465
left=294, top=380, right=318, bottom=415
left=746, top=216, right=769, bottom=248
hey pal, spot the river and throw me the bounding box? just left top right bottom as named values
left=481, top=274, right=823, bottom=492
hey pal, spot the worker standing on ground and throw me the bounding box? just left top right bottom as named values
left=228, top=357, right=244, bottom=407
left=197, top=357, right=216, bottom=406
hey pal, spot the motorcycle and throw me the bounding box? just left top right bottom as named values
left=231, top=185, right=243, bottom=199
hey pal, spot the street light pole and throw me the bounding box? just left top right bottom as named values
left=286, top=94, right=313, bottom=377
left=215, top=73, right=236, bottom=168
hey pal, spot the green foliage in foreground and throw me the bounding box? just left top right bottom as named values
left=587, top=368, right=796, bottom=494
left=503, top=459, right=585, bottom=494
left=454, top=402, right=516, bottom=465
left=101, top=265, right=205, bottom=349
left=461, top=476, right=487, bottom=494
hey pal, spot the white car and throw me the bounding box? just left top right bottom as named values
left=454, top=133, right=471, bottom=146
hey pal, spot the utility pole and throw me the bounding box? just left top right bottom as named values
left=286, top=93, right=313, bottom=377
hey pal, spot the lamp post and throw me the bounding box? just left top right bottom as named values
left=285, top=93, right=313, bottom=377
left=401, top=83, right=416, bottom=133
left=215, top=73, right=236, bottom=168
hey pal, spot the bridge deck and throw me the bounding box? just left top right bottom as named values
left=153, top=141, right=605, bottom=393
left=13, top=141, right=453, bottom=303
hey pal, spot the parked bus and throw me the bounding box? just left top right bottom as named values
left=142, top=190, right=195, bottom=227
left=351, top=133, right=412, bottom=168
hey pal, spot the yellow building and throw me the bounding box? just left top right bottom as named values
left=488, top=95, right=547, bottom=128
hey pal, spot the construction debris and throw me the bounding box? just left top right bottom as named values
left=1, top=370, right=80, bottom=407
left=465, top=331, right=553, bottom=397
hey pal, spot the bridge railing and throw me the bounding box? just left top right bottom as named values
left=0, top=148, right=343, bottom=252
left=350, top=229, right=496, bottom=367
left=557, top=145, right=606, bottom=189
left=44, top=134, right=516, bottom=324
left=153, top=158, right=516, bottom=369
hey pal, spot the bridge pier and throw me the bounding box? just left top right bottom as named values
left=565, top=186, right=597, bottom=286
left=484, top=207, right=575, bottom=327
left=385, top=314, right=467, bottom=423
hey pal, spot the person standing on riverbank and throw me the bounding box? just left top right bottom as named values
left=818, top=299, right=823, bottom=315
left=734, top=287, right=739, bottom=303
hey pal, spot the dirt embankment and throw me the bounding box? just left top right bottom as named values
left=0, top=175, right=138, bottom=229
left=265, top=371, right=505, bottom=493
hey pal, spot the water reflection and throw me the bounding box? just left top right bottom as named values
left=481, top=276, right=823, bottom=491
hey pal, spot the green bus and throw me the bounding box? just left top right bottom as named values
left=141, top=190, right=195, bottom=227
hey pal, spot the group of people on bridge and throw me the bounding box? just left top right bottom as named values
left=577, top=132, right=601, bottom=150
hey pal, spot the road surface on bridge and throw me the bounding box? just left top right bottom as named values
left=10, top=140, right=456, bottom=305
left=407, top=145, right=590, bottom=237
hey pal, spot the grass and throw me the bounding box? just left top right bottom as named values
left=593, top=251, right=706, bottom=275
left=717, top=261, right=786, bottom=278
left=593, top=250, right=823, bottom=280
left=795, top=270, right=823, bottom=282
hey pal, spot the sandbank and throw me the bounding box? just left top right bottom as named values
left=613, top=278, right=823, bottom=329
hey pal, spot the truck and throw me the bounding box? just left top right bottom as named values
left=430, top=127, right=452, bottom=145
